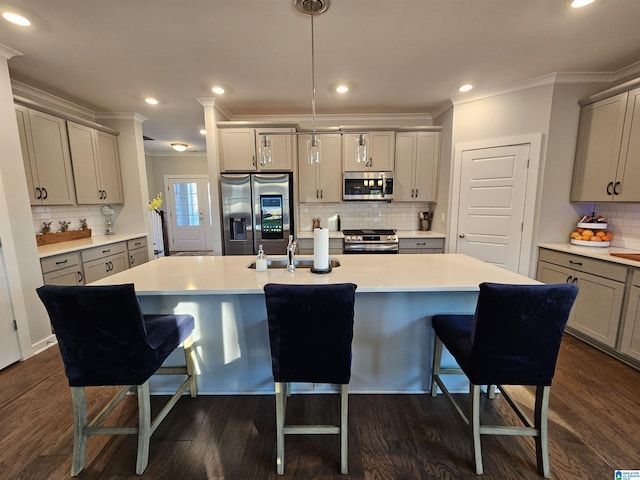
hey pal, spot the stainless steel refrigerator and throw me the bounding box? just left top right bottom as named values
left=221, top=173, right=293, bottom=256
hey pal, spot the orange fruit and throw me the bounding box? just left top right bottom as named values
left=596, top=231, right=606, bottom=237
left=582, top=229, right=594, bottom=237
left=602, top=234, right=612, bottom=241
left=570, top=231, right=581, bottom=239
left=577, top=228, right=584, bottom=233
left=590, top=236, right=602, bottom=242
left=574, top=235, right=583, bottom=241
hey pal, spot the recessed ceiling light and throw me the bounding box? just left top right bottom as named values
left=2, top=12, right=31, bottom=26
left=458, top=84, right=474, bottom=93
left=171, top=143, right=188, bottom=152
left=571, top=0, right=596, bottom=8
left=336, top=85, right=349, bottom=94
left=212, top=86, right=225, bottom=95
left=145, top=97, right=159, bottom=105
left=199, top=129, right=207, bottom=135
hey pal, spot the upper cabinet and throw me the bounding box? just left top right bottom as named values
left=342, top=131, right=395, bottom=171
left=67, top=122, right=124, bottom=204
left=15, top=105, right=76, bottom=205
left=571, top=85, right=640, bottom=202
left=394, top=131, right=440, bottom=202
left=297, top=133, right=342, bottom=203
left=219, top=127, right=295, bottom=172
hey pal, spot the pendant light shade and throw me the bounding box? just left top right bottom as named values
left=260, top=135, right=273, bottom=165
left=308, top=134, right=321, bottom=164
left=355, top=134, right=368, bottom=163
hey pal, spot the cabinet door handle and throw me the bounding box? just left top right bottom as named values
left=103, top=190, right=107, bottom=199
left=77, top=271, right=83, bottom=283
left=613, top=181, right=621, bottom=195
left=252, top=155, right=256, bottom=167
left=569, top=260, right=582, bottom=266
left=98, top=190, right=103, bottom=200
left=42, top=187, right=48, bottom=199
left=415, top=188, right=419, bottom=197
left=130, top=255, right=135, bottom=265
left=411, top=188, right=415, bottom=198
left=320, top=189, right=323, bottom=199
left=566, top=275, right=573, bottom=283
left=36, top=187, right=42, bottom=199
left=606, top=181, right=613, bottom=195
left=316, top=189, right=319, bottom=199
left=572, top=277, right=578, bottom=285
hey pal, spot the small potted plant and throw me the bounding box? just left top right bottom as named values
left=41, top=221, right=52, bottom=234
left=59, top=220, right=70, bottom=232
left=79, top=218, right=88, bottom=230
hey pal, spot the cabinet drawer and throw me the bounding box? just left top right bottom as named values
left=538, top=248, right=627, bottom=282
left=41, top=252, right=81, bottom=274
left=81, top=242, right=126, bottom=263
left=127, top=237, right=147, bottom=251
left=42, top=265, right=84, bottom=286
left=399, top=238, right=444, bottom=250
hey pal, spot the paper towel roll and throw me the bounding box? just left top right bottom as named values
left=314, top=228, right=329, bottom=271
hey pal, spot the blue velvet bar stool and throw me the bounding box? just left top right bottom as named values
left=36, top=284, right=197, bottom=476
left=430, top=282, right=578, bottom=478
left=263, top=283, right=357, bottom=475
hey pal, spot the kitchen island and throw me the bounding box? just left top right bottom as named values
left=91, top=254, right=538, bottom=394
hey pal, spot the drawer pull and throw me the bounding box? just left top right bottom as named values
left=569, top=260, right=582, bottom=266
left=102, top=249, right=111, bottom=254
left=134, top=242, right=142, bottom=246
left=55, top=260, right=68, bottom=265
left=416, top=242, right=426, bottom=246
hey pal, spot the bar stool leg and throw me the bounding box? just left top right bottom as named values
left=340, top=384, right=349, bottom=474
left=136, top=382, right=151, bottom=475
left=535, top=385, right=551, bottom=478
left=275, top=382, right=286, bottom=475
left=471, top=384, right=483, bottom=475
left=431, top=336, right=443, bottom=397
left=70, top=387, right=88, bottom=477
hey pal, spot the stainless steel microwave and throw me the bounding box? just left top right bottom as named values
left=343, top=172, right=394, bottom=201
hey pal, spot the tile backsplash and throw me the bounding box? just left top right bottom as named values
left=587, top=203, right=640, bottom=251
left=298, top=202, right=433, bottom=232
left=32, top=205, right=112, bottom=235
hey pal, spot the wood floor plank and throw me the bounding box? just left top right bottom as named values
left=0, top=335, right=638, bottom=479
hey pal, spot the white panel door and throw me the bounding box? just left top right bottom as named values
left=166, top=176, right=211, bottom=251
left=0, top=246, right=21, bottom=369
left=456, top=144, right=530, bottom=271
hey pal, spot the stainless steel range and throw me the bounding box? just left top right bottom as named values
left=342, top=229, right=399, bottom=254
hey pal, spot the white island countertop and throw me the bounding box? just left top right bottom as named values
left=91, top=253, right=537, bottom=294
left=38, top=233, right=149, bottom=258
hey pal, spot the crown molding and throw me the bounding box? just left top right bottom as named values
left=0, top=43, right=21, bottom=60
left=96, top=112, right=148, bottom=123
left=11, top=79, right=97, bottom=120
left=197, top=97, right=234, bottom=120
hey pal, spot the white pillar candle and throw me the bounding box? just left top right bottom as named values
left=313, top=227, right=329, bottom=271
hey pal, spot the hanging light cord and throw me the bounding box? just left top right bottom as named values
left=310, top=2, right=317, bottom=135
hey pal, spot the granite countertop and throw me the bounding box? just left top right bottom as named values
left=90, top=253, right=537, bottom=295
left=539, top=243, right=640, bottom=268
left=38, top=233, right=148, bottom=258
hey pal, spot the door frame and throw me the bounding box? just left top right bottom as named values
left=448, top=133, right=542, bottom=276
left=164, top=175, right=214, bottom=251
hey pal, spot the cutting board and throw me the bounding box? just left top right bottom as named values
left=609, top=252, right=640, bottom=262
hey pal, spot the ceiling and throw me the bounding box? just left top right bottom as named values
left=2, top=0, right=640, bottom=154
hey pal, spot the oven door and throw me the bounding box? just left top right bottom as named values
left=343, top=243, right=399, bottom=254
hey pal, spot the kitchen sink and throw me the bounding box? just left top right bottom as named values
left=247, top=256, right=341, bottom=269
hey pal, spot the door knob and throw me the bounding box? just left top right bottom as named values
left=459, top=233, right=465, bottom=238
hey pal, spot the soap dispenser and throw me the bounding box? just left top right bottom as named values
left=256, top=244, right=268, bottom=272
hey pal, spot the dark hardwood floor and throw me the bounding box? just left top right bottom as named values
left=1, top=335, right=638, bottom=479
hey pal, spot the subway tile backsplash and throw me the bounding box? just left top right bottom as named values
left=590, top=203, right=640, bottom=251
left=32, top=205, right=108, bottom=235
left=299, top=202, right=433, bottom=232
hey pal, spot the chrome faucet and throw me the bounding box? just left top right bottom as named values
left=287, top=235, right=297, bottom=272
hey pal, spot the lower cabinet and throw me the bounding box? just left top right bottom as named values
left=82, top=242, right=128, bottom=284
left=536, top=248, right=626, bottom=348
left=127, top=237, right=149, bottom=268
left=620, top=270, right=640, bottom=362
left=297, top=237, right=343, bottom=255
left=41, top=252, right=84, bottom=286
left=399, top=238, right=444, bottom=254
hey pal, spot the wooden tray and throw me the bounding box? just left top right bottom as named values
left=36, top=229, right=92, bottom=246
left=609, top=253, right=640, bottom=262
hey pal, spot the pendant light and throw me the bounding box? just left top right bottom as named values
left=296, top=0, right=329, bottom=164
left=259, top=134, right=273, bottom=165
left=355, top=133, right=368, bottom=164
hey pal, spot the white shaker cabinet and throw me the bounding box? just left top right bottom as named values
left=394, top=131, right=440, bottom=202
left=620, top=270, right=640, bottom=362
left=67, top=122, right=124, bottom=204
left=127, top=237, right=149, bottom=268
left=219, top=127, right=295, bottom=172
left=571, top=86, right=640, bottom=202
left=536, top=248, right=626, bottom=348
left=15, top=105, right=76, bottom=206
left=82, top=242, right=128, bottom=284
left=41, top=252, right=84, bottom=286
left=342, top=131, right=395, bottom=172
left=297, top=133, right=342, bottom=202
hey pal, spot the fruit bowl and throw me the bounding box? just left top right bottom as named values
left=577, top=222, right=607, bottom=229
left=571, top=239, right=610, bottom=247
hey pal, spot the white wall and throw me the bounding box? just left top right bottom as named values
left=146, top=153, right=208, bottom=199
